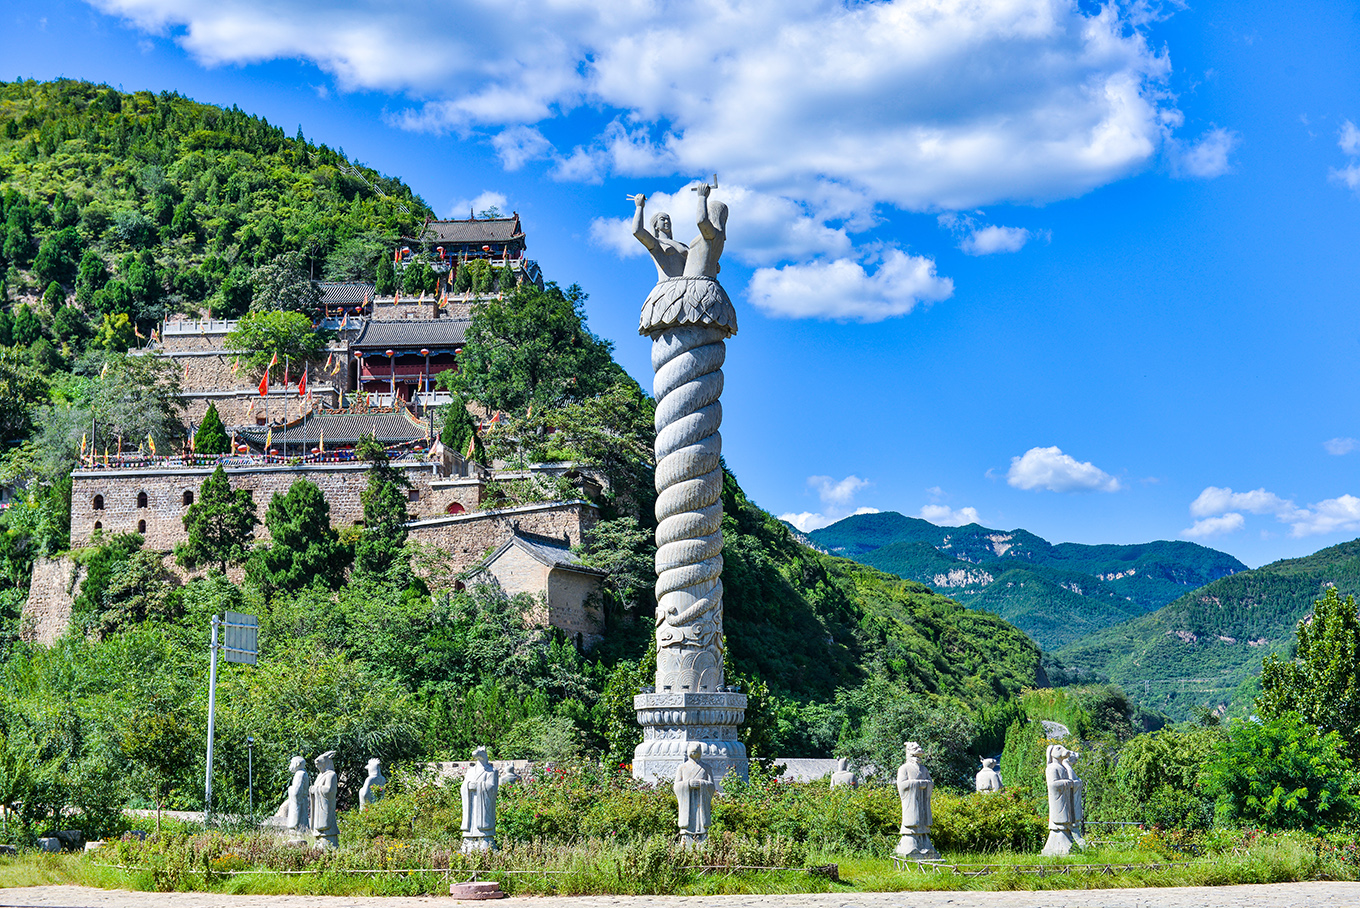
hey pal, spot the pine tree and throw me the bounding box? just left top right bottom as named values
left=175, top=466, right=258, bottom=574
left=193, top=403, right=230, bottom=455
left=245, top=479, right=350, bottom=597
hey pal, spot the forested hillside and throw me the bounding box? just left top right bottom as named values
left=809, top=511, right=1246, bottom=649
left=0, top=79, right=1049, bottom=832
left=1053, top=538, right=1360, bottom=721
left=0, top=78, right=427, bottom=330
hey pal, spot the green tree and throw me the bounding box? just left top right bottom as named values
left=1259, top=587, right=1360, bottom=760
left=226, top=309, right=331, bottom=374
left=355, top=464, right=410, bottom=580
left=438, top=393, right=483, bottom=462
left=175, top=466, right=258, bottom=574
left=250, top=251, right=320, bottom=312
left=121, top=700, right=196, bottom=834
left=193, top=403, right=230, bottom=455
left=52, top=305, right=89, bottom=347
left=1204, top=713, right=1360, bottom=832
left=94, top=312, right=135, bottom=352
left=11, top=304, right=42, bottom=346
left=245, top=479, right=350, bottom=597
left=40, top=281, right=64, bottom=312
left=1114, top=723, right=1225, bottom=829
left=445, top=282, right=620, bottom=414
left=74, top=250, right=108, bottom=309
left=33, top=226, right=81, bottom=286
left=375, top=256, right=396, bottom=296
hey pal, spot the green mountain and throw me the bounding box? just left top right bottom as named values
left=1053, top=538, right=1360, bottom=721
left=808, top=511, right=1246, bottom=649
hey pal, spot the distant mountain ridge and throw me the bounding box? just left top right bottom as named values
left=807, top=512, right=1247, bottom=650
left=1054, top=538, right=1360, bottom=721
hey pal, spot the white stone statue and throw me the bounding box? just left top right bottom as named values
left=830, top=757, right=858, bottom=788
left=629, top=180, right=748, bottom=789
left=309, top=751, right=338, bottom=849
left=975, top=757, right=1003, bottom=792
left=895, top=742, right=939, bottom=860
left=460, top=745, right=498, bottom=852
left=359, top=758, right=386, bottom=811
left=673, top=743, right=715, bottom=846
left=1042, top=744, right=1086, bottom=855
left=263, top=755, right=309, bottom=838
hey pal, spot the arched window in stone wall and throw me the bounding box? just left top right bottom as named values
left=138, top=519, right=146, bottom=534
left=446, top=502, right=465, bottom=515
left=94, top=521, right=102, bottom=531
left=183, top=490, right=194, bottom=506
left=92, top=494, right=104, bottom=510
left=137, top=491, right=148, bottom=508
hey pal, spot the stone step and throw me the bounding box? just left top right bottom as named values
left=450, top=880, right=505, bottom=900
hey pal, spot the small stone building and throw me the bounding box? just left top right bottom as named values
left=472, top=528, right=605, bottom=650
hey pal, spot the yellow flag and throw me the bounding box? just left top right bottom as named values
left=80, top=434, right=87, bottom=456
left=265, top=427, right=273, bottom=451
left=319, top=430, right=325, bottom=455
left=147, top=434, right=156, bottom=456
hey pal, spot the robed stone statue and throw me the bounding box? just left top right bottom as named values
left=895, top=741, right=939, bottom=860
left=461, top=745, right=498, bottom=852
left=359, top=758, right=387, bottom=811
left=309, top=750, right=338, bottom=849
left=673, top=743, right=715, bottom=846
left=975, top=757, right=1003, bottom=792
left=1042, top=744, right=1086, bottom=855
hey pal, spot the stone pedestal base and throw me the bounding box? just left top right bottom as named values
left=894, top=833, right=939, bottom=861
left=451, top=881, right=505, bottom=899
left=1042, top=828, right=1083, bottom=856
left=462, top=834, right=495, bottom=853
left=679, top=831, right=707, bottom=848
left=632, top=691, right=748, bottom=789
left=312, top=832, right=338, bottom=850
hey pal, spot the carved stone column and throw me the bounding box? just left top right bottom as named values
left=631, top=186, right=747, bottom=787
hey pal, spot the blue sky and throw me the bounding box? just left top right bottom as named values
left=6, top=0, right=1360, bottom=568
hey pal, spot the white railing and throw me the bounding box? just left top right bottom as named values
left=163, top=319, right=239, bottom=335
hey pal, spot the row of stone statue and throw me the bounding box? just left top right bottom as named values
left=886, top=742, right=1085, bottom=860
left=264, top=747, right=503, bottom=853
left=262, top=741, right=1084, bottom=858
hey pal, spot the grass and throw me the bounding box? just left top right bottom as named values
left=0, top=830, right=1346, bottom=897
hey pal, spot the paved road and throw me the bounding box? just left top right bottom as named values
left=0, top=882, right=1357, bottom=907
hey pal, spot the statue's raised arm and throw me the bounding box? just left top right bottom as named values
left=632, top=193, right=687, bottom=281
left=685, top=181, right=726, bottom=279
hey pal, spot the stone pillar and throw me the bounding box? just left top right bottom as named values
left=631, top=183, right=747, bottom=787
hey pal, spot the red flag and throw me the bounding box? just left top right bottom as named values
left=258, top=370, right=269, bottom=397
left=283, top=360, right=290, bottom=390
left=298, top=365, right=307, bottom=399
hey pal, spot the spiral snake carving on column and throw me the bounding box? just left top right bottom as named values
left=651, top=323, right=728, bottom=691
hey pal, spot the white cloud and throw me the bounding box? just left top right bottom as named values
left=779, top=474, right=880, bottom=532
left=1289, top=495, right=1360, bottom=537
left=448, top=190, right=508, bottom=219
left=747, top=249, right=953, bottom=322
left=1184, top=484, right=1360, bottom=539
left=1340, top=120, right=1360, bottom=156
left=961, top=225, right=1032, bottom=256
left=1006, top=446, right=1122, bottom=493
left=490, top=127, right=553, bottom=171
left=918, top=504, right=982, bottom=527
left=87, top=0, right=1212, bottom=285
left=1180, top=512, right=1245, bottom=539
left=1325, top=437, right=1359, bottom=456
left=1168, top=127, right=1237, bottom=178
left=1188, top=486, right=1296, bottom=519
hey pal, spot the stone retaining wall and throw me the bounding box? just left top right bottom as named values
left=21, top=556, right=83, bottom=646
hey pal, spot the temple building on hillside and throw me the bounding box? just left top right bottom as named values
left=348, top=319, right=464, bottom=405
left=401, top=214, right=527, bottom=264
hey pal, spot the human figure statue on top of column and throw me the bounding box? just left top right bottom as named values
left=309, top=751, right=339, bottom=849
left=359, top=758, right=387, bottom=811
left=460, top=745, right=499, bottom=853
left=632, top=196, right=688, bottom=280
left=1042, top=744, right=1086, bottom=855
left=673, top=743, right=715, bottom=846
left=895, top=741, right=939, bottom=860
left=975, top=757, right=1003, bottom=792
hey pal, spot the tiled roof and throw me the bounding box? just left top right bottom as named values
left=351, top=319, right=468, bottom=348
left=236, top=411, right=431, bottom=444
left=406, top=216, right=524, bottom=246
left=486, top=529, right=606, bottom=575
left=316, top=281, right=375, bottom=304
